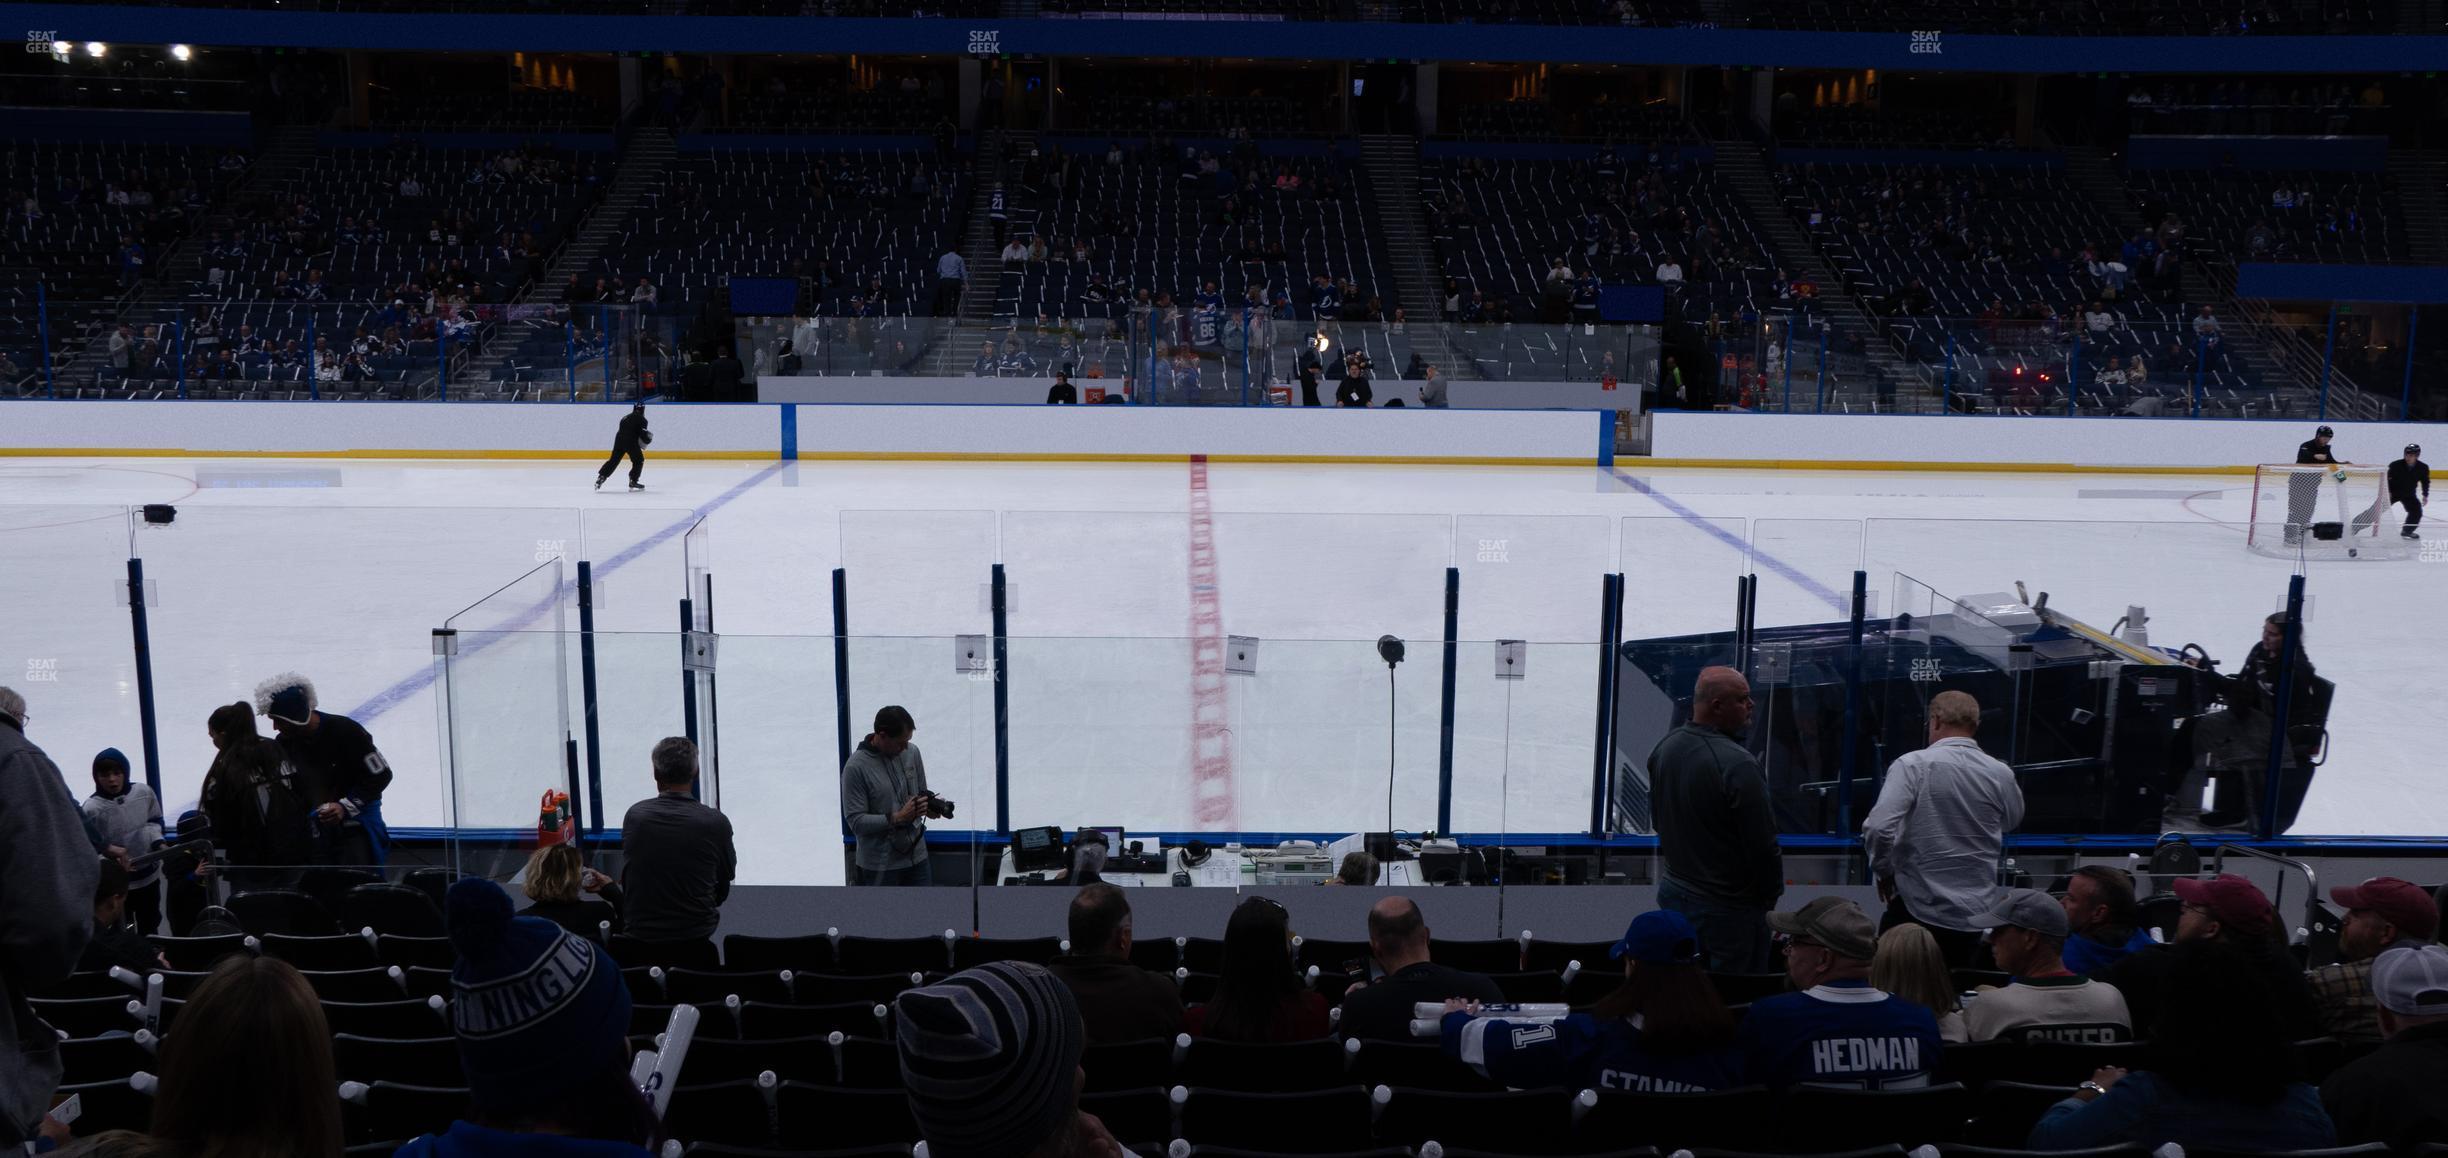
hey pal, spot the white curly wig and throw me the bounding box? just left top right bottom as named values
left=252, top=672, right=318, bottom=716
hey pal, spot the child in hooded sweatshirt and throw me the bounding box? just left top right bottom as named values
left=82, top=747, right=163, bottom=935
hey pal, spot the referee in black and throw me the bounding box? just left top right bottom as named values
left=2285, top=424, right=2345, bottom=545
left=2390, top=444, right=2429, bottom=540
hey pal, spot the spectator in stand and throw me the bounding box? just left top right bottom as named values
left=1860, top=689, right=2024, bottom=965
left=2322, top=943, right=2448, bottom=1151
left=78, top=856, right=170, bottom=975
left=934, top=246, right=966, bottom=316
left=1649, top=666, right=1782, bottom=973
left=2308, top=876, right=2439, bottom=1047
left=2061, top=865, right=2156, bottom=975
left=1047, top=883, right=1184, bottom=1046
left=2028, top=938, right=2336, bottom=1152
left=617, top=737, right=736, bottom=958
left=1001, top=236, right=1029, bottom=269
left=1184, top=897, right=1330, bottom=1042
left=1337, top=898, right=1505, bottom=1043
left=1871, top=924, right=1968, bottom=1043
left=972, top=342, right=1001, bottom=377
left=1963, top=888, right=2132, bottom=1043
left=2097, top=873, right=2319, bottom=1041
left=1655, top=254, right=1685, bottom=286
left=1441, top=909, right=1746, bottom=1091
left=630, top=278, right=657, bottom=308
left=1742, top=896, right=1944, bottom=1089
left=83, top=747, right=163, bottom=936
left=395, top=878, right=658, bottom=1157
left=1417, top=364, right=1448, bottom=409
left=200, top=701, right=316, bottom=871
left=896, top=962, right=1129, bottom=1158
left=518, top=841, right=624, bottom=941
left=68, top=956, right=344, bottom=1157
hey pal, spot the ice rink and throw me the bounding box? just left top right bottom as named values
left=3, top=454, right=2439, bottom=885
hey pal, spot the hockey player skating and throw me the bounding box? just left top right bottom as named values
left=2389, top=444, right=2428, bottom=540
left=595, top=403, right=651, bottom=491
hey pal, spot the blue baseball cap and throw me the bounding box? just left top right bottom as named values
left=1610, top=909, right=1702, bottom=965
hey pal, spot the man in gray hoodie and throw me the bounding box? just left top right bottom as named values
left=0, top=687, right=102, bottom=1147
left=842, top=705, right=933, bottom=886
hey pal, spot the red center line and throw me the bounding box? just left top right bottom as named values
left=1186, top=454, right=1235, bottom=828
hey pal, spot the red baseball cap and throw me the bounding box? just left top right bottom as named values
left=2332, top=877, right=2440, bottom=942
left=2172, top=874, right=2275, bottom=936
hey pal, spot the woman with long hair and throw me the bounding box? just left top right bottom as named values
left=1872, top=924, right=1968, bottom=1042
left=2028, top=938, right=2336, bottom=1151
left=518, top=842, right=624, bottom=941
left=1182, top=897, right=1329, bottom=1042
left=198, top=702, right=315, bottom=868
left=69, top=956, right=344, bottom=1157
left=1439, top=910, right=1745, bottom=1091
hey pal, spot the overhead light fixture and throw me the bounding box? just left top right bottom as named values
left=169, top=44, right=193, bottom=61
left=84, top=41, right=108, bottom=58
left=49, top=40, right=70, bottom=59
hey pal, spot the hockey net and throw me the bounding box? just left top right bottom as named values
left=2245, top=464, right=2412, bottom=560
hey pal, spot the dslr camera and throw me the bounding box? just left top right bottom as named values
left=917, top=790, right=957, bottom=820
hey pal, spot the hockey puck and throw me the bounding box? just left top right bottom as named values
left=2348, top=548, right=2359, bottom=558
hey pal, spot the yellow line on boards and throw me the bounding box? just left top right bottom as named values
left=1634, top=458, right=2258, bottom=476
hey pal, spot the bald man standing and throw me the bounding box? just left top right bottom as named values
left=1650, top=666, right=1784, bottom=973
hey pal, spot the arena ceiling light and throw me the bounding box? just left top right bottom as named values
left=84, top=41, right=107, bottom=58
left=169, top=44, right=194, bottom=61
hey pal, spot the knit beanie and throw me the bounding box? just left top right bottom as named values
left=443, top=876, right=632, bottom=1109
left=894, top=961, right=1085, bottom=1158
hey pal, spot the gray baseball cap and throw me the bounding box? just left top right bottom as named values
left=1767, top=896, right=1879, bottom=960
left=1974, top=888, right=2070, bottom=939
left=2372, top=944, right=2448, bottom=1018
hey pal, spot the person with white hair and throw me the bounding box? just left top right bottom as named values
left=254, top=673, right=394, bottom=866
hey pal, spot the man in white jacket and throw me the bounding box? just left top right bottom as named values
left=1862, top=690, right=2025, bottom=966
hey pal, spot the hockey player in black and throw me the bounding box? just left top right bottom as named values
left=256, top=673, right=394, bottom=866
left=2285, top=424, right=2354, bottom=545
left=2389, top=444, right=2428, bottom=540
left=595, top=403, right=651, bottom=491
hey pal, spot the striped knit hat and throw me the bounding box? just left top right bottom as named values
left=894, top=961, right=1084, bottom=1158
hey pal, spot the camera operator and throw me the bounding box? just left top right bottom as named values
left=2178, top=612, right=2319, bottom=831
left=844, top=705, right=938, bottom=886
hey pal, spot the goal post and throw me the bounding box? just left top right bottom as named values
left=2246, top=464, right=2410, bottom=560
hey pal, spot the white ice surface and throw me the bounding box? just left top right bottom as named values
left=2, top=457, right=2439, bottom=886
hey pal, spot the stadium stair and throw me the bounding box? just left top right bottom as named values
left=1713, top=139, right=1924, bottom=406
left=2075, top=145, right=2375, bottom=419
left=453, top=126, right=673, bottom=397
left=528, top=126, right=675, bottom=308
left=920, top=126, right=1013, bottom=377
left=2386, top=148, right=2446, bottom=263
left=1360, top=133, right=1465, bottom=378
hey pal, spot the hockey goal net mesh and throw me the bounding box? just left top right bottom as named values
left=2246, top=464, right=2409, bottom=559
